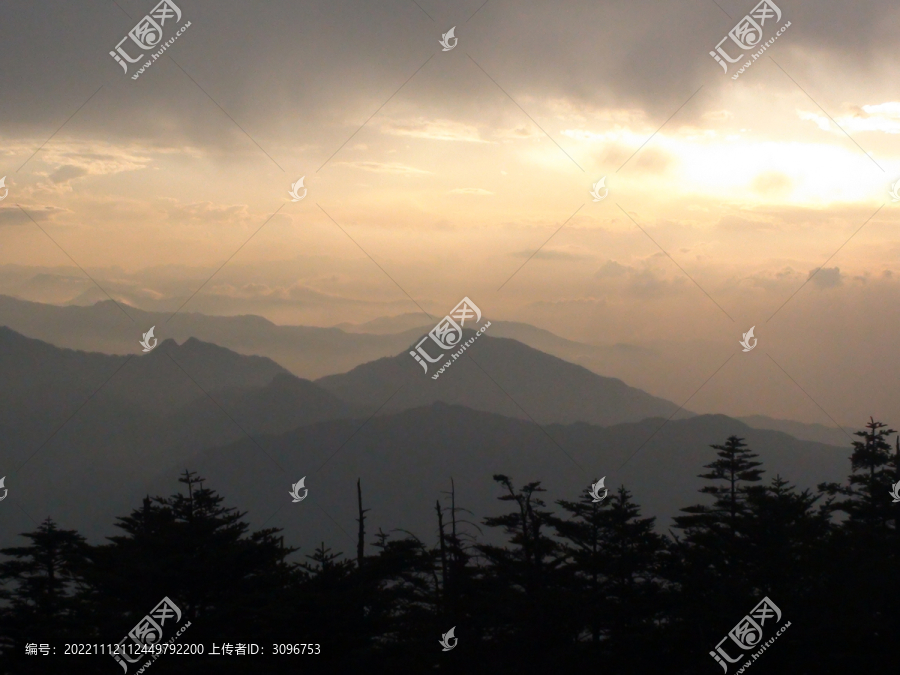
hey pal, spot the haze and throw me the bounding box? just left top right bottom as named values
left=2, top=0, right=899, bottom=427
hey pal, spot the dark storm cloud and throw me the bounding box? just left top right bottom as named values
left=1, top=0, right=898, bottom=161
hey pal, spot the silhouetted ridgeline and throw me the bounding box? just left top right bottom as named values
left=1, top=420, right=898, bottom=674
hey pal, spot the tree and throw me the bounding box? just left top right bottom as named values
left=819, top=417, right=897, bottom=532
left=666, top=436, right=766, bottom=668
left=813, top=419, right=900, bottom=670
left=84, top=470, right=294, bottom=644
left=0, top=519, right=90, bottom=657
left=477, top=475, right=568, bottom=667
left=552, top=484, right=667, bottom=668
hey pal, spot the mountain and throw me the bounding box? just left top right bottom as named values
left=0, top=326, right=291, bottom=423
left=336, top=312, right=432, bottom=334
left=0, top=296, right=869, bottom=435
left=316, top=330, right=691, bottom=427
left=0, top=295, right=433, bottom=379
left=0, top=324, right=856, bottom=556
left=0, top=329, right=360, bottom=542
left=0, top=295, right=646, bottom=383
left=736, top=414, right=851, bottom=447
left=139, top=404, right=851, bottom=554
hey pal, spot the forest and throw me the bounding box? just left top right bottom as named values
left=1, top=418, right=898, bottom=674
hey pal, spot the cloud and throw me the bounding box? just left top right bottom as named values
left=0, top=205, right=67, bottom=226
left=378, top=118, right=488, bottom=143
left=594, top=260, right=631, bottom=278
left=494, top=125, right=542, bottom=141
left=37, top=143, right=154, bottom=176
left=808, top=266, right=842, bottom=288
left=166, top=202, right=252, bottom=224
left=703, top=110, right=734, bottom=122
left=449, top=188, right=493, bottom=195
left=336, top=161, right=431, bottom=175
left=512, top=248, right=591, bottom=260
left=48, top=165, right=90, bottom=184
left=799, top=102, right=900, bottom=134
left=751, top=171, right=793, bottom=197
left=716, top=215, right=779, bottom=231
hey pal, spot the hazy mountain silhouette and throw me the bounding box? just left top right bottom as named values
left=1, top=325, right=850, bottom=554
left=0, top=296, right=647, bottom=382
left=0, top=295, right=432, bottom=379
left=737, top=414, right=850, bottom=446
left=336, top=312, right=432, bottom=334
left=169, top=372, right=360, bottom=438
left=0, top=326, right=290, bottom=422
left=316, top=331, right=691, bottom=427
left=146, top=404, right=850, bottom=552
left=337, top=311, right=655, bottom=363
left=0, top=296, right=854, bottom=444
left=0, top=329, right=359, bottom=543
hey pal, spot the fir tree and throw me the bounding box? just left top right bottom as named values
left=552, top=484, right=667, bottom=666
left=0, top=519, right=90, bottom=656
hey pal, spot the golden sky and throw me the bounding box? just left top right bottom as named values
left=1, top=0, right=899, bottom=426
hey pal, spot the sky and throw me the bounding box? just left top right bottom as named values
left=1, top=0, right=899, bottom=427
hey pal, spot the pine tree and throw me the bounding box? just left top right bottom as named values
left=478, top=475, right=567, bottom=666
left=552, top=484, right=667, bottom=668
left=676, top=435, right=764, bottom=539
left=84, top=471, right=294, bottom=644
left=819, top=417, right=897, bottom=531
left=813, top=419, right=900, bottom=670
left=0, top=519, right=90, bottom=657
left=740, top=475, right=830, bottom=596
left=667, top=436, right=766, bottom=668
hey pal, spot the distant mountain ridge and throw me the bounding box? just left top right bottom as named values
left=316, top=330, right=692, bottom=427
left=0, top=326, right=854, bottom=553
left=145, top=404, right=852, bottom=552
left=0, top=295, right=648, bottom=382
left=0, top=296, right=851, bottom=443
left=0, top=327, right=358, bottom=532
left=737, top=414, right=851, bottom=447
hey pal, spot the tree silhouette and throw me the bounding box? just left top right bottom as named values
left=814, top=418, right=900, bottom=670
left=668, top=435, right=766, bottom=669
left=1, top=421, right=897, bottom=672
left=84, top=470, right=293, bottom=645
left=477, top=475, right=568, bottom=668
left=551, top=485, right=667, bottom=669
left=0, top=519, right=90, bottom=660
left=819, top=417, right=897, bottom=531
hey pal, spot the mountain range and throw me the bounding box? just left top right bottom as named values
left=0, top=294, right=663, bottom=386
left=0, top=295, right=848, bottom=444
left=0, top=319, right=854, bottom=553
left=149, top=403, right=850, bottom=552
